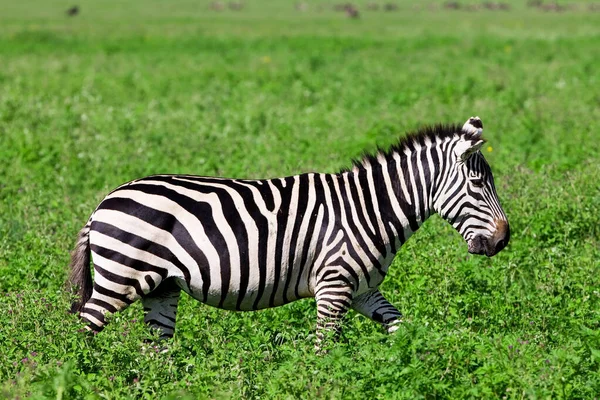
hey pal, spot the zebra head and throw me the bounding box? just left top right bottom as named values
left=433, top=117, right=510, bottom=257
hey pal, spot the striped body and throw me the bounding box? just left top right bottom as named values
left=68, top=117, right=510, bottom=347
left=91, top=172, right=395, bottom=310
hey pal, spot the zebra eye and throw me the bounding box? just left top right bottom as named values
left=471, top=178, right=484, bottom=188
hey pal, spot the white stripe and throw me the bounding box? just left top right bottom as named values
left=381, top=156, right=412, bottom=239
left=92, top=208, right=204, bottom=294
left=139, top=180, right=243, bottom=308
left=91, top=251, right=158, bottom=295
left=165, top=178, right=258, bottom=308
left=277, top=175, right=300, bottom=302
left=300, top=203, right=324, bottom=297
left=233, top=179, right=280, bottom=309
left=328, top=176, right=372, bottom=282
left=312, top=175, right=339, bottom=270
left=79, top=312, right=104, bottom=327
left=109, top=188, right=222, bottom=299
left=344, top=173, right=382, bottom=261
left=352, top=171, right=376, bottom=236
left=92, top=231, right=173, bottom=274
left=285, top=174, right=318, bottom=301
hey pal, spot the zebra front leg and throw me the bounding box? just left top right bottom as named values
left=352, top=289, right=403, bottom=333
left=141, top=278, right=181, bottom=339
left=314, top=283, right=353, bottom=352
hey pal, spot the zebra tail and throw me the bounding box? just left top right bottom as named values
left=67, top=220, right=93, bottom=314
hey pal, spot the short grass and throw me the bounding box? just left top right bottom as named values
left=1, top=1, right=599, bottom=398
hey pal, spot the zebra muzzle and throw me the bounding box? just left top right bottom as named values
left=468, top=221, right=510, bottom=257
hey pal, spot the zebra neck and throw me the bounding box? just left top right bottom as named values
left=344, top=152, right=434, bottom=253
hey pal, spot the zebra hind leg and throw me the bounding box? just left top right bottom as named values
left=351, top=289, right=403, bottom=333
left=79, top=285, right=137, bottom=333
left=141, top=278, right=181, bottom=340
left=314, top=283, right=353, bottom=353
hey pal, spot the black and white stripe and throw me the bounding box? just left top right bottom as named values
left=68, top=116, right=510, bottom=346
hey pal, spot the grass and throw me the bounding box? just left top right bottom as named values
left=1, top=0, right=599, bottom=398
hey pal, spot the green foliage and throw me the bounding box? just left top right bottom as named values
left=1, top=0, right=599, bottom=398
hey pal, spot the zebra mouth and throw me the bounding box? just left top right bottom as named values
left=468, top=236, right=489, bottom=256
left=468, top=223, right=511, bottom=257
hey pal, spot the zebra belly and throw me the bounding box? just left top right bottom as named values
left=89, top=218, right=309, bottom=311
left=183, top=278, right=307, bottom=311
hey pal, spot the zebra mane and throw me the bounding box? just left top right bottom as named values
left=340, top=123, right=485, bottom=173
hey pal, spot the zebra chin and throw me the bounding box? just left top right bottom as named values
left=467, top=223, right=510, bottom=257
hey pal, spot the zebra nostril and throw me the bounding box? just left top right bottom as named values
left=494, top=238, right=505, bottom=253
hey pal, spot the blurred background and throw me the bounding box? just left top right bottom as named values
left=0, top=1, right=599, bottom=398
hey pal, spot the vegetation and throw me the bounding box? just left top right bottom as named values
left=1, top=1, right=598, bottom=398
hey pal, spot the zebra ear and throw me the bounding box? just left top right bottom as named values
left=462, top=116, right=483, bottom=138
left=456, top=138, right=485, bottom=162
left=457, top=116, right=485, bottom=161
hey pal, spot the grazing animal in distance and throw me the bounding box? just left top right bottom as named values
left=209, top=1, right=225, bottom=11
left=228, top=1, right=244, bottom=11
left=68, top=117, right=510, bottom=350
left=66, top=6, right=79, bottom=16
left=443, top=1, right=461, bottom=10
left=344, top=4, right=360, bottom=18
left=295, top=2, right=308, bottom=12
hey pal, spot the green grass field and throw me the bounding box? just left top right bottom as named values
left=1, top=0, right=599, bottom=398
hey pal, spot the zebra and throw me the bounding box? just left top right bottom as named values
left=68, top=116, right=510, bottom=348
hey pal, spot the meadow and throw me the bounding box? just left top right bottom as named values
left=0, top=0, right=599, bottom=398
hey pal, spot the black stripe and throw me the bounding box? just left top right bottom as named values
left=462, top=224, right=493, bottom=233
left=237, top=179, right=276, bottom=212
left=349, top=171, right=386, bottom=255
left=319, top=272, right=354, bottom=287
left=439, top=179, right=466, bottom=211
left=396, top=154, right=420, bottom=231
left=318, top=297, right=352, bottom=309
left=425, top=146, right=437, bottom=199
left=94, top=264, right=145, bottom=297
left=136, top=176, right=247, bottom=310
left=302, top=177, right=328, bottom=292
left=93, top=283, right=134, bottom=305
left=295, top=192, right=322, bottom=299
left=270, top=178, right=292, bottom=306
left=433, top=143, right=454, bottom=203
left=159, top=312, right=177, bottom=323
left=90, top=244, right=168, bottom=279
left=316, top=310, right=339, bottom=319
left=338, top=175, right=381, bottom=276
left=87, top=298, right=118, bottom=313
left=109, top=184, right=225, bottom=303
left=91, top=221, right=192, bottom=284
left=316, top=255, right=359, bottom=290
left=414, top=154, right=427, bottom=221
left=81, top=307, right=106, bottom=323
left=228, top=182, right=269, bottom=310
left=324, top=174, right=341, bottom=249
left=372, top=166, right=405, bottom=249
left=289, top=174, right=313, bottom=300
left=145, top=275, right=156, bottom=291
left=86, top=320, right=104, bottom=332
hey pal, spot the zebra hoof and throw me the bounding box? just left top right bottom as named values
left=386, top=320, right=402, bottom=334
